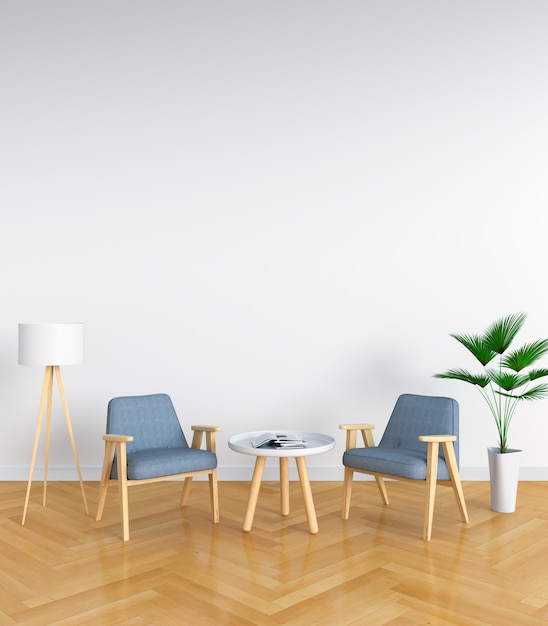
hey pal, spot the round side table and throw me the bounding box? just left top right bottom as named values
left=228, top=430, right=335, bottom=534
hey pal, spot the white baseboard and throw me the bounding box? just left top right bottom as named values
left=0, top=465, right=103, bottom=481
left=1, top=464, right=548, bottom=481
left=460, top=466, right=548, bottom=481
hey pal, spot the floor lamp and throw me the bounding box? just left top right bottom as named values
left=18, top=322, right=89, bottom=524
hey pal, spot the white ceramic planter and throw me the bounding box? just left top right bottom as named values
left=487, top=447, right=522, bottom=513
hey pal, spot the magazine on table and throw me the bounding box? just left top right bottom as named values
left=250, top=432, right=306, bottom=448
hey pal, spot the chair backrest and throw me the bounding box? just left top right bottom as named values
left=106, top=393, right=189, bottom=454
left=379, top=393, right=459, bottom=463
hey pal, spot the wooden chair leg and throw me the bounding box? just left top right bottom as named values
left=424, top=442, right=439, bottom=541
left=442, top=441, right=469, bottom=524
left=209, top=470, right=219, bottom=524
left=116, top=443, right=130, bottom=541
left=180, top=476, right=193, bottom=506
left=374, top=475, right=389, bottom=505
left=96, top=440, right=116, bottom=521
left=342, top=466, right=353, bottom=519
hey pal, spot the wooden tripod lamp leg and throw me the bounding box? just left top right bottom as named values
left=54, top=366, right=89, bottom=515
left=22, top=366, right=53, bottom=525
left=43, top=366, right=54, bottom=506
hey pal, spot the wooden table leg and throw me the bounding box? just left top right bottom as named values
left=295, top=456, right=318, bottom=534
left=243, top=456, right=266, bottom=532
left=280, top=457, right=289, bottom=516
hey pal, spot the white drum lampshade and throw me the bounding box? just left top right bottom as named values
left=18, top=323, right=85, bottom=366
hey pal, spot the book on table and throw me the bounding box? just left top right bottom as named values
left=250, top=432, right=306, bottom=448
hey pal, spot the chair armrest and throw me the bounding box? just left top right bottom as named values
left=339, top=424, right=376, bottom=449
left=418, top=435, right=460, bottom=482
left=418, top=435, right=456, bottom=443
left=102, top=434, right=134, bottom=442
left=190, top=425, right=221, bottom=453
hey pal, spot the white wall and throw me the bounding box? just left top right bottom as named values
left=2, top=1, right=548, bottom=481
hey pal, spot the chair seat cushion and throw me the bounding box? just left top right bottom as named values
left=113, top=447, right=217, bottom=480
left=343, top=447, right=450, bottom=480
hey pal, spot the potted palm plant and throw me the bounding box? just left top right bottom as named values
left=434, top=313, right=548, bottom=512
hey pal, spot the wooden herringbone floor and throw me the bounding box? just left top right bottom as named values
left=0, top=480, right=547, bottom=625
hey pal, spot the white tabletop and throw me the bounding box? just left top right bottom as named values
left=228, top=430, right=335, bottom=458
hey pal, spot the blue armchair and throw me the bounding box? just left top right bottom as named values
left=96, top=393, right=220, bottom=540
left=340, top=393, right=469, bottom=540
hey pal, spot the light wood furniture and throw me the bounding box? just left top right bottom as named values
left=22, top=364, right=89, bottom=525
left=96, top=424, right=220, bottom=541
left=228, top=430, right=335, bottom=534
left=96, top=393, right=221, bottom=541
left=340, top=423, right=469, bottom=540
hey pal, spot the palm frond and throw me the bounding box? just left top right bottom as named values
left=528, top=368, right=548, bottom=381
left=449, top=333, right=496, bottom=366
left=484, top=313, right=526, bottom=354
left=487, top=370, right=529, bottom=392
left=501, top=339, right=548, bottom=372
left=499, top=383, right=548, bottom=401
left=434, top=368, right=491, bottom=387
